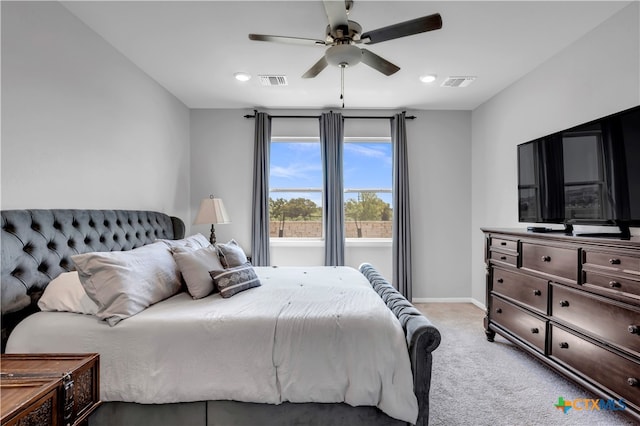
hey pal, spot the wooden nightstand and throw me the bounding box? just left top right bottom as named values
left=1, top=353, right=101, bottom=426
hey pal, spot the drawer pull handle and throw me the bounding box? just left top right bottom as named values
left=559, top=300, right=570, bottom=307
left=609, top=281, right=621, bottom=288
left=559, top=342, right=569, bottom=349
left=541, top=256, right=551, bottom=262
left=609, top=258, right=621, bottom=265
left=497, top=278, right=504, bottom=283
left=495, top=308, right=502, bottom=314
left=629, top=325, right=640, bottom=335
left=533, top=289, right=542, bottom=296
left=500, top=242, right=507, bottom=246
left=530, top=328, right=539, bottom=334
left=500, top=256, right=507, bottom=261
left=628, top=378, right=639, bottom=387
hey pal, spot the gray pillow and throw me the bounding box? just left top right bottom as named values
left=72, top=242, right=182, bottom=326
left=209, top=264, right=261, bottom=298
left=216, top=239, right=248, bottom=268
left=173, top=245, right=224, bottom=299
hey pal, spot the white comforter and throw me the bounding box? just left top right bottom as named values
left=6, top=266, right=418, bottom=423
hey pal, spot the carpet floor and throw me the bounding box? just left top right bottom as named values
left=415, top=303, right=637, bottom=426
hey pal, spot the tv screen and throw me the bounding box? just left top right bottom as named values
left=517, top=105, right=640, bottom=233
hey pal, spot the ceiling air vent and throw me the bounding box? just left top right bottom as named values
left=441, top=76, right=476, bottom=88
left=259, top=75, right=288, bottom=86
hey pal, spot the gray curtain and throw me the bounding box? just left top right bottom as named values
left=320, top=112, right=345, bottom=266
left=250, top=112, right=271, bottom=266
left=391, top=112, right=412, bottom=299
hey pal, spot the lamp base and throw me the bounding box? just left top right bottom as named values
left=209, top=224, right=217, bottom=245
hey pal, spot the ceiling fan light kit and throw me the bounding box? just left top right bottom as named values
left=325, top=44, right=362, bottom=67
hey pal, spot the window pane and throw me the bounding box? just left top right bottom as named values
left=344, top=142, right=392, bottom=238
left=270, top=141, right=323, bottom=238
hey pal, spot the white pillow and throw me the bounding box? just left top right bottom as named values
left=38, top=272, right=99, bottom=315
left=173, top=245, right=224, bottom=299
left=156, top=233, right=210, bottom=251
left=72, top=242, right=182, bottom=326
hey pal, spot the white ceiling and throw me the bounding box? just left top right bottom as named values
left=61, top=1, right=632, bottom=110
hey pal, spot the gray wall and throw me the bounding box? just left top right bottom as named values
left=470, top=2, right=640, bottom=305
left=190, top=109, right=472, bottom=300
left=1, top=1, right=191, bottom=220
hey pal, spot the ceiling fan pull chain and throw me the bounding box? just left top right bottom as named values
left=340, top=65, right=345, bottom=108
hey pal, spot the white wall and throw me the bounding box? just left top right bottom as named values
left=470, top=2, right=640, bottom=305
left=1, top=1, right=191, bottom=220
left=190, top=108, right=472, bottom=298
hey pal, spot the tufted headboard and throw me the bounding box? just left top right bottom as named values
left=1, top=209, right=185, bottom=350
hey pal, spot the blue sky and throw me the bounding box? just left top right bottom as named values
left=270, top=141, right=392, bottom=207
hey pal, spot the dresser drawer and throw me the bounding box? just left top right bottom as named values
left=521, top=242, right=578, bottom=282
left=552, top=284, right=640, bottom=356
left=492, top=267, right=548, bottom=314
left=491, top=296, right=546, bottom=352
left=490, top=237, right=518, bottom=252
left=489, top=251, right=518, bottom=266
left=584, top=250, right=640, bottom=274
left=550, top=325, right=640, bottom=410
left=583, top=270, right=640, bottom=300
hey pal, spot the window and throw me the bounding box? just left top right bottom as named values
left=344, top=138, right=392, bottom=238
left=269, top=137, right=392, bottom=239
left=269, top=138, right=323, bottom=238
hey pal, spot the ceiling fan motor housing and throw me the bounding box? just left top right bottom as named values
left=325, top=44, right=362, bottom=67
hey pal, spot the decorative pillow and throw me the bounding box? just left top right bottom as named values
left=72, top=242, right=182, bottom=326
left=209, top=264, right=261, bottom=298
left=157, top=233, right=210, bottom=251
left=37, top=272, right=99, bottom=315
left=216, top=239, right=248, bottom=268
left=173, top=245, right=224, bottom=299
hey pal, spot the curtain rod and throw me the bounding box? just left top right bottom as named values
left=243, top=110, right=416, bottom=120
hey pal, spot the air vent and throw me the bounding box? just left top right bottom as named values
left=259, top=75, right=288, bottom=86
left=441, top=76, right=476, bottom=88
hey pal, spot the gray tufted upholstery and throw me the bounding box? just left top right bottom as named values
left=1, top=209, right=185, bottom=316
left=359, top=263, right=441, bottom=426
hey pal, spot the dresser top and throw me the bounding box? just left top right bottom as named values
left=481, top=228, right=640, bottom=249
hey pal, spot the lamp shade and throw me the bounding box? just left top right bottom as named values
left=194, top=197, right=231, bottom=225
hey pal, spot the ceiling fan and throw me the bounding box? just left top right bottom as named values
left=248, top=0, right=442, bottom=78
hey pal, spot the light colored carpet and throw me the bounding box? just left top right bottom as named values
left=415, top=303, right=636, bottom=426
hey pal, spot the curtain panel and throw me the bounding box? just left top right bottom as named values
left=251, top=112, right=271, bottom=266
left=320, top=112, right=345, bottom=266
left=391, top=112, right=412, bottom=300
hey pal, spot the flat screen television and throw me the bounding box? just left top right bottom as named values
left=517, top=105, right=640, bottom=238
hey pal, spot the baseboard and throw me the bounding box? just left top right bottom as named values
left=412, top=297, right=486, bottom=311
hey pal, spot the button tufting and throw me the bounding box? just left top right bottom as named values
left=104, top=220, right=110, bottom=227
left=89, top=220, right=95, bottom=227
left=31, top=222, right=40, bottom=231
left=53, top=221, right=61, bottom=230
left=99, top=236, right=106, bottom=243
left=37, top=262, right=48, bottom=273
left=84, top=237, right=91, bottom=244
left=47, top=241, right=56, bottom=250
left=68, top=239, right=75, bottom=248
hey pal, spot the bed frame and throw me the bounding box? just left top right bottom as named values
left=1, top=209, right=441, bottom=426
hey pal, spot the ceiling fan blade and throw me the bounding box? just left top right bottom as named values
left=302, top=56, right=329, bottom=78
left=360, top=49, right=400, bottom=76
left=361, top=13, right=442, bottom=45
left=249, top=34, right=326, bottom=46
left=323, top=0, right=349, bottom=34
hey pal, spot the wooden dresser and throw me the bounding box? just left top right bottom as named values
left=1, top=353, right=100, bottom=426
left=482, top=228, right=640, bottom=421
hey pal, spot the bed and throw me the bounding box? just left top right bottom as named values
left=1, top=209, right=441, bottom=426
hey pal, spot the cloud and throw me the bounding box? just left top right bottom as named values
left=344, top=144, right=390, bottom=159
left=271, top=163, right=322, bottom=180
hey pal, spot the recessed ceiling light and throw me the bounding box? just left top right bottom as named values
left=419, top=74, right=437, bottom=83
left=234, top=72, right=251, bottom=82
